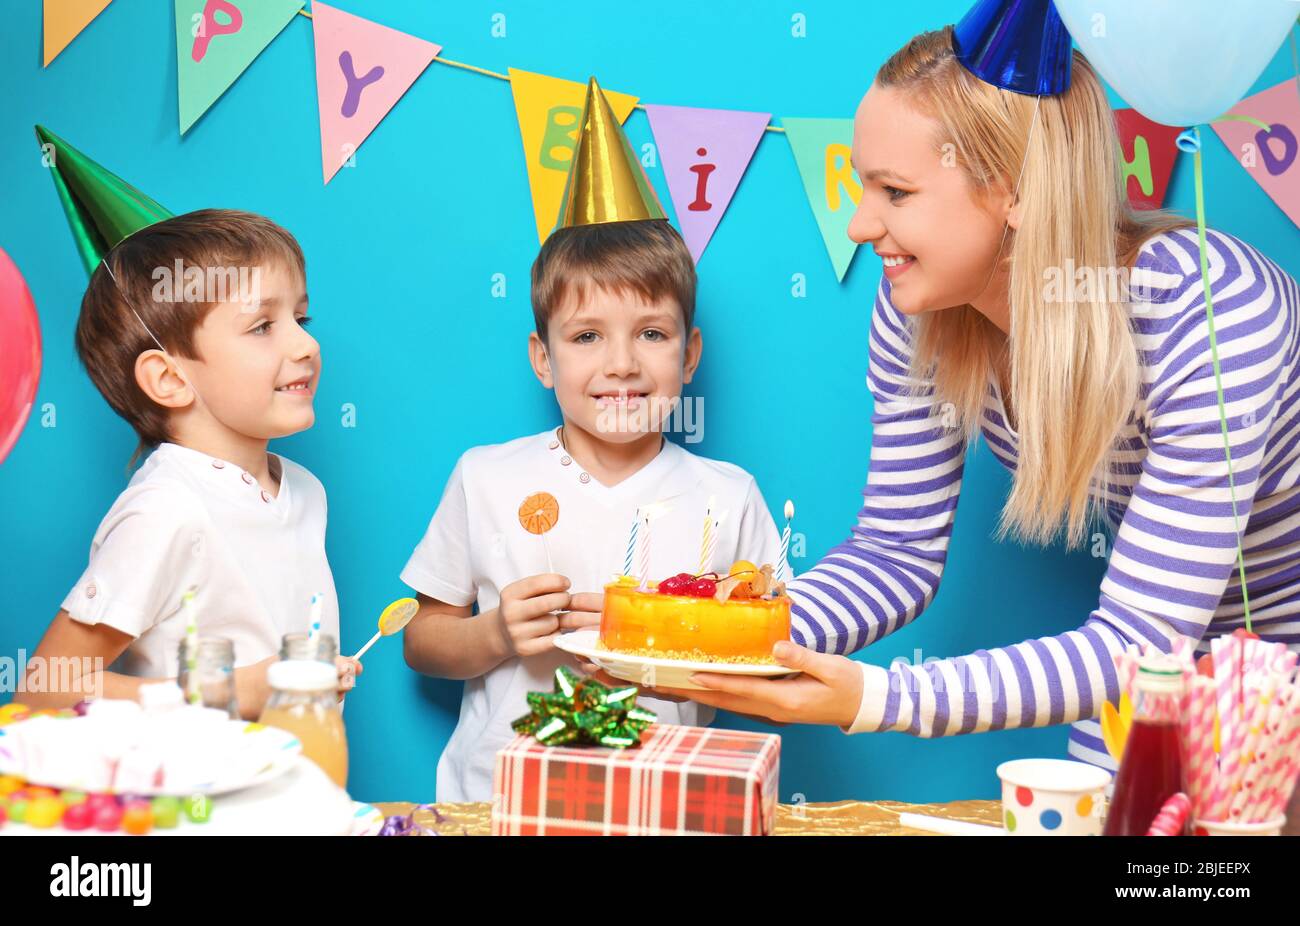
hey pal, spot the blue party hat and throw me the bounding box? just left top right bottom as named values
left=952, top=0, right=1073, bottom=96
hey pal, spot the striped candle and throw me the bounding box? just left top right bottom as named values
left=698, top=496, right=715, bottom=575
left=637, top=511, right=652, bottom=588
left=623, top=509, right=639, bottom=577
left=778, top=499, right=794, bottom=583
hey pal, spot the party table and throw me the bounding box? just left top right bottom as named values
left=370, top=798, right=1003, bottom=836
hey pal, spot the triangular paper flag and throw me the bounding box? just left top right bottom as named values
left=783, top=117, right=861, bottom=282
left=44, top=0, right=113, bottom=67
left=507, top=68, right=638, bottom=243
left=174, top=0, right=305, bottom=135
left=311, top=2, right=441, bottom=183
left=644, top=104, right=769, bottom=263
left=1212, top=79, right=1300, bottom=231
left=1114, top=109, right=1183, bottom=210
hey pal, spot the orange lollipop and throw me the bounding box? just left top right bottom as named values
left=518, top=492, right=560, bottom=535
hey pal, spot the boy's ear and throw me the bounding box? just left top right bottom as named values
left=134, top=350, right=196, bottom=410
left=528, top=332, right=554, bottom=389
left=681, top=326, right=703, bottom=385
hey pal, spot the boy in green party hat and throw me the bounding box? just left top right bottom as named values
left=24, top=126, right=359, bottom=719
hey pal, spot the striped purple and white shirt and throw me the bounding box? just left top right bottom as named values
left=787, top=228, right=1300, bottom=770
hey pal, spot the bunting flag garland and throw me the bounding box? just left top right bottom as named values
left=783, top=118, right=862, bottom=282
left=174, top=0, right=305, bottom=134
left=1212, top=79, right=1300, bottom=230
left=1114, top=109, right=1184, bottom=211
left=643, top=104, right=770, bottom=263
left=43, top=0, right=113, bottom=67
left=311, top=2, right=441, bottom=183
left=30, top=3, right=1300, bottom=281
left=508, top=68, right=640, bottom=244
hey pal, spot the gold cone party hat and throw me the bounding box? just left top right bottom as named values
left=553, top=77, right=666, bottom=232
left=35, top=125, right=172, bottom=277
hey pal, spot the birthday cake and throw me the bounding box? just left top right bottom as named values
left=599, top=561, right=791, bottom=664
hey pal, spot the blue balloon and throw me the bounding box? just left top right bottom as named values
left=1055, top=0, right=1300, bottom=126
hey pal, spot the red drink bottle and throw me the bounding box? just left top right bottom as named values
left=1103, top=662, right=1186, bottom=836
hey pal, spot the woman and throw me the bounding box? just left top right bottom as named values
left=669, top=28, right=1300, bottom=771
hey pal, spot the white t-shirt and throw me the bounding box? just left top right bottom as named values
left=62, top=442, right=339, bottom=680
left=401, top=428, right=783, bottom=803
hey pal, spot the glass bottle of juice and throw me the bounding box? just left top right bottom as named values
left=1102, top=657, right=1186, bottom=836
left=258, top=660, right=348, bottom=789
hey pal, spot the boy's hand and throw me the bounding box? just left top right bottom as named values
left=497, top=574, right=574, bottom=657
left=335, top=656, right=362, bottom=701
left=558, top=591, right=604, bottom=631
left=234, top=654, right=281, bottom=720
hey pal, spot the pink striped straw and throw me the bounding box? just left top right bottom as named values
left=1227, top=673, right=1275, bottom=820
left=1147, top=792, right=1191, bottom=836
left=1207, top=636, right=1244, bottom=818
left=1248, top=685, right=1292, bottom=822
left=1258, top=685, right=1300, bottom=820
left=1182, top=677, right=1217, bottom=820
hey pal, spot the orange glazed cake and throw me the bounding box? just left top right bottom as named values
left=598, top=561, right=791, bottom=664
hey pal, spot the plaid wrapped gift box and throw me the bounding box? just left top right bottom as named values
left=492, top=724, right=781, bottom=835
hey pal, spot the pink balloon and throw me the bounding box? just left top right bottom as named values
left=0, top=247, right=41, bottom=464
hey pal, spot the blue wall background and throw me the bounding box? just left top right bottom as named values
left=2, top=1, right=1298, bottom=804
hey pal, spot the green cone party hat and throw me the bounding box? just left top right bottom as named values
left=35, top=125, right=172, bottom=276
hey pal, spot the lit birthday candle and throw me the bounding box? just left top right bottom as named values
left=637, top=509, right=652, bottom=588
left=698, top=495, right=716, bottom=575
left=636, top=501, right=671, bottom=588
left=778, top=499, right=794, bottom=584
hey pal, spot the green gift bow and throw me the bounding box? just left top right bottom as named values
left=512, top=666, right=657, bottom=748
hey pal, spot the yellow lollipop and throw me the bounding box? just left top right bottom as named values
left=352, top=597, right=419, bottom=661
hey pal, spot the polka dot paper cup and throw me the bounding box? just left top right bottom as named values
left=996, top=758, right=1112, bottom=836
left=1192, top=816, right=1285, bottom=836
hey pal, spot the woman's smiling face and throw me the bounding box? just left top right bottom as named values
left=848, top=82, right=1011, bottom=317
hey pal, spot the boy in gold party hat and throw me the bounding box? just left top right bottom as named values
left=25, top=126, right=359, bottom=719
left=400, top=78, right=782, bottom=802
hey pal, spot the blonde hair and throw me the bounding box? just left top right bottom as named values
left=876, top=27, right=1194, bottom=548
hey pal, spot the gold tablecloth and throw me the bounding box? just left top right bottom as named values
left=370, top=798, right=1003, bottom=835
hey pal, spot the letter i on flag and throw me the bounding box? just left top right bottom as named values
left=508, top=68, right=639, bottom=244
left=644, top=104, right=770, bottom=263
left=174, top=0, right=305, bottom=135
left=44, top=0, right=113, bottom=67
left=311, top=2, right=441, bottom=183
left=783, top=118, right=862, bottom=282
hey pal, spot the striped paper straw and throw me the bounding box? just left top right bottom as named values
left=308, top=593, right=322, bottom=641
left=1183, top=677, right=1217, bottom=820
left=1207, top=636, right=1244, bottom=818
left=1258, top=685, right=1300, bottom=820
left=1247, top=683, right=1292, bottom=821
left=1146, top=792, right=1191, bottom=836
left=1227, top=673, right=1275, bottom=819
left=182, top=587, right=199, bottom=705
